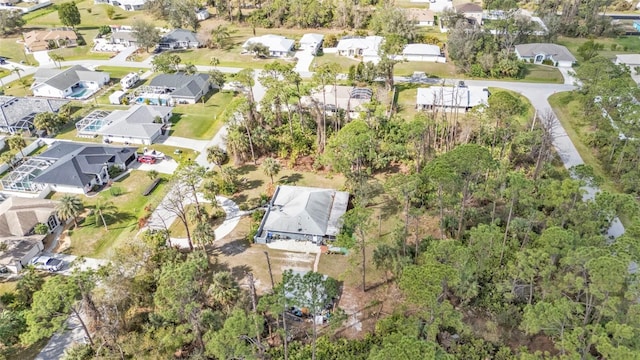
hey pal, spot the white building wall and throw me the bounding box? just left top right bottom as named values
left=32, top=84, right=69, bottom=98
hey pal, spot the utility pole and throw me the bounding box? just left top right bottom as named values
left=264, top=251, right=275, bottom=290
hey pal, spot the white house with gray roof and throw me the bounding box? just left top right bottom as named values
left=416, top=85, right=489, bottom=112
left=254, top=185, right=349, bottom=245
left=0, top=96, right=69, bottom=133
left=76, top=105, right=172, bottom=145
left=31, top=65, right=110, bottom=99
left=158, top=29, right=201, bottom=50
left=146, top=72, right=212, bottom=104
left=94, top=0, right=146, bottom=11
left=242, top=35, right=295, bottom=58
left=514, top=43, right=576, bottom=68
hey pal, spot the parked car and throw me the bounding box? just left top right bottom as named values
left=0, top=57, right=6, bottom=65
left=30, top=256, right=63, bottom=272
left=137, top=155, right=156, bottom=164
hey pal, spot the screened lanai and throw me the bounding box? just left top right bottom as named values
left=76, top=110, right=112, bottom=135
left=1, top=158, right=54, bottom=192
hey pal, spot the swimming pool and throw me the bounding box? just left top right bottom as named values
left=68, top=88, right=89, bottom=99
left=136, top=97, right=161, bottom=105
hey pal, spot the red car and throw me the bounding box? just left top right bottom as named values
left=137, top=155, right=156, bottom=164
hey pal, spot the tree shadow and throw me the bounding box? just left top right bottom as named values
left=213, top=238, right=249, bottom=256
left=244, top=179, right=263, bottom=190
left=229, top=264, right=252, bottom=281
left=236, top=164, right=257, bottom=175
left=279, top=173, right=303, bottom=184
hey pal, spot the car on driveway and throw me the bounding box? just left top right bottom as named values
left=30, top=256, right=63, bottom=272
left=137, top=155, right=156, bottom=164
left=0, top=57, right=6, bottom=65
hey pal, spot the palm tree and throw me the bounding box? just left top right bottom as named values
left=209, top=25, right=231, bottom=49
left=56, top=195, right=84, bottom=229
left=49, top=53, right=64, bottom=69
left=262, top=157, right=280, bottom=184
left=207, top=271, right=239, bottom=312
left=6, top=134, right=26, bottom=159
left=206, top=145, right=227, bottom=170
left=192, top=221, right=216, bottom=250
left=11, top=66, right=23, bottom=81
left=209, top=56, right=220, bottom=68
left=147, top=170, right=159, bottom=181
left=93, top=198, right=116, bottom=230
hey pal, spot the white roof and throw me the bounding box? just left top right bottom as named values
left=243, top=35, right=294, bottom=52
left=336, top=36, right=384, bottom=57
left=300, top=33, right=324, bottom=45
left=403, top=43, right=441, bottom=56
left=416, top=86, right=489, bottom=108
left=616, top=54, right=640, bottom=65
left=262, top=185, right=350, bottom=237
left=116, top=0, right=146, bottom=5
left=109, top=90, right=125, bottom=102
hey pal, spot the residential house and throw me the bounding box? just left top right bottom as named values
left=242, top=35, right=295, bottom=58
left=0, top=96, right=69, bottom=133
left=76, top=105, right=172, bottom=145
left=94, top=0, right=146, bottom=11
left=336, top=36, right=384, bottom=64
left=158, top=29, right=201, bottom=50
left=416, top=85, right=489, bottom=112
left=110, top=30, right=137, bottom=47
left=299, top=33, right=324, bottom=55
left=146, top=72, right=212, bottom=104
left=23, top=28, right=78, bottom=52
left=0, top=197, right=60, bottom=273
left=420, top=0, right=453, bottom=12
left=31, top=65, right=110, bottom=99
left=402, top=43, right=443, bottom=62
left=302, top=85, right=373, bottom=118
left=455, top=2, right=483, bottom=25
left=253, top=185, right=350, bottom=245
left=514, top=43, right=576, bottom=68
left=0, top=142, right=137, bottom=196
left=407, top=8, right=435, bottom=27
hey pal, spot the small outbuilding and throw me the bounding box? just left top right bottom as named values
left=109, top=90, right=126, bottom=105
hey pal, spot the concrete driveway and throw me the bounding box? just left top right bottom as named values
left=293, top=50, right=314, bottom=73
left=32, top=51, right=53, bottom=67
left=129, top=158, right=179, bottom=174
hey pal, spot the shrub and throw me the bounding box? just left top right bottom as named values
left=107, top=165, right=123, bottom=178
left=109, top=186, right=123, bottom=197
left=77, top=38, right=86, bottom=46
left=34, top=223, right=49, bottom=235
left=86, top=8, right=92, bottom=14
left=541, top=59, right=555, bottom=66
left=105, top=6, right=115, bottom=20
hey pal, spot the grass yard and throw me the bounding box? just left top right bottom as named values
left=312, top=53, right=360, bottom=73
left=394, top=61, right=457, bottom=78
left=0, top=280, right=17, bottom=294
left=168, top=203, right=224, bottom=238
left=169, top=91, right=236, bottom=139
left=231, top=163, right=346, bottom=209
left=521, top=64, right=564, bottom=84
left=0, top=37, right=36, bottom=65
left=394, top=83, right=420, bottom=118
left=557, top=35, right=640, bottom=60
left=49, top=45, right=114, bottom=61
left=51, top=170, right=170, bottom=258
left=171, top=47, right=283, bottom=69
left=2, top=75, right=35, bottom=97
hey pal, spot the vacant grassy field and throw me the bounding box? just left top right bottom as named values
left=173, top=47, right=284, bottom=69
left=169, top=91, right=235, bottom=139
left=558, top=35, right=640, bottom=60
left=49, top=45, right=114, bottom=61
left=0, top=37, right=36, bottom=65
left=394, top=83, right=420, bottom=118
left=395, top=61, right=457, bottom=78
left=51, top=170, right=170, bottom=258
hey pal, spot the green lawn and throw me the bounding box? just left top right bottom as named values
left=394, top=83, right=419, bottom=118
left=0, top=37, right=36, bottom=65
left=558, top=36, right=640, bottom=60
left=394, top=61, right=458, bottom=78
left=521, top=64, right=564, bottom=84
left=2, top=75, right=35, bottom=97
left=49, top=45, right=113, bottom=61
left=50, top=170, right=170, bottom=258
left=312, top=53, right=360, bottom=73
left=172, top=47, right=283, bottom=69
left=169, top=91, right=235, bottom=139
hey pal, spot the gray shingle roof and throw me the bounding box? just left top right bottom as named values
left=160, top=29, right=199, bottom=44
left=34, top=143, right=137, bottom=187
left=33, top=65, right=108, bottom=91
left=149, top=73, right=210, bottom=99
left=515, top=43, right=577, bottom=63
left=97, top=105, right=170, bottom=139
left=0, top=96, right=69, bottom=129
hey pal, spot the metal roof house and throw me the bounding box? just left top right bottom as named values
left=31, top=65, right=110, bottom=99
left=336, top=36, right=384, bottom=64
left=76, top=105, right=172, bottom=145
left=254, top=185, right=350, bottom=245
left=0, top=96, right=69, bottom=133
left=514, top=43, right=577, bottom=68
left=1, top=142, right=137, bottom=196
left=302, top=85, right=373, bottom=119
left=299, top=33, right=324, bottom=55
left=416, top=85, right=489, bottom=112
left=158, top=29, right=201, bottom=50
left=402, top=44, right=443, bottom=62
left=146, top=72, right=212, bottom=104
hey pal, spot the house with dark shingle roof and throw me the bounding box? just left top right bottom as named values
left=455, top=2, right=483, bottom=25
left=515, top=43, right=577, bottom=68
left=158, top=29, right=201, bottom=49
left=0, top=96, right=69, bottom=133
left=147, top=72, right=212, bottom=104
left=31, top=65, right=110, bottom=99
left=13, top=142, right=139, bottom=195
